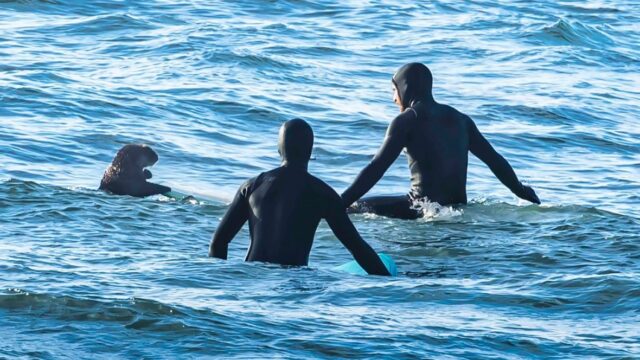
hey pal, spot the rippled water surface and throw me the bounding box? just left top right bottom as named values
left=1, top=1, right=639, bottom=358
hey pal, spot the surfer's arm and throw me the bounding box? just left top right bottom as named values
left=341, top=113, right=409, bottom=207
left=325, top=195, right=390, bottom=276
left=209, top=183, right=250, bottom=259
left=467, top=116, right=540, bottom=204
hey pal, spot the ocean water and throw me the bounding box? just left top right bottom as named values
left=1, top=0, right=639, bottom=358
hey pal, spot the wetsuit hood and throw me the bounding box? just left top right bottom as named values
left=278, top=118, right=313, bottom=166
left=392, top=62, right=433, bottom=109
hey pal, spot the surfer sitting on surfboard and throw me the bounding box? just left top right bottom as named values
left=342, top=62, right=540, bottom=219
left=209, top=119, right=390, bottom=276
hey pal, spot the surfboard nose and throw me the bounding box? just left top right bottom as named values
left=333, top=253, right=398, bottom=277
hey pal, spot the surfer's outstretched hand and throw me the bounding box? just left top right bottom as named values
left=518, top=184, right=541, bottom=204
left=143, top=169, right=152, bottom=179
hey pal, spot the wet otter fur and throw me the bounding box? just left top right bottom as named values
left=99, top=144, right=171, bottom=197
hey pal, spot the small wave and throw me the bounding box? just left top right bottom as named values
left=559, top=4, right=622, bottom=14
left=351, top=197, right=634, bottom=225
left=265, top=45, right=354, bottom=57
left=201, top=49, right=302, bottom=71
left=190, top=128, right=254, bottom=146
left=0, top=0, right=59, bottom=7
left=481, top=104, right=570, bottom=126
left=525, top=18, right=615, bottom=48
left=20, top=13, right=156, bottom=36
left=0, top=289, right=191, bottom=324
left=0, top=178, right=47, bottom=192
left=533, top=274, right=640, bottom=313
left=1, top=0, right=59, bottom=3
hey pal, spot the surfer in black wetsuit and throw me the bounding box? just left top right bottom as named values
left=342, top=62, right=540, bottom=219
left=209, top=119, right=390, bottom=276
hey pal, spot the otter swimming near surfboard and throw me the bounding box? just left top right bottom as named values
left=99, top=144, right=171, bottom=197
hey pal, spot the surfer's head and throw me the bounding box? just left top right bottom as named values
left=392, top=62, right=433, bottom=111
left=278, top=118, right=314, bottom=166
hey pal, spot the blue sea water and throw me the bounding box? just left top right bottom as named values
left=1, top=0, right=639, bottom=358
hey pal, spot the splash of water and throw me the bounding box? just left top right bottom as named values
left=410, top=196, right=464, bottom=221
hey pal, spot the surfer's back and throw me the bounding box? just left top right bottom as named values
left=405, top=102, right=471, bottom=204
left=242, top=166, right=340, bottom=266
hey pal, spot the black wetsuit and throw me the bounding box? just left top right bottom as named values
left=342, top=63, right=540, bottom=219
left=209, top=119, right=390, bottom=276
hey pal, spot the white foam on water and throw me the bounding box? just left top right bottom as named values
left=410, top=196, right=464, bottom=221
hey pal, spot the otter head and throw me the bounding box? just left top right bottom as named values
left=111, top=144, right=159, bottom=175
left=134, top=145, right=158, bottom=169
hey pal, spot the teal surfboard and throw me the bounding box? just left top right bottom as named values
left=333, top=253, right=398, bottom=276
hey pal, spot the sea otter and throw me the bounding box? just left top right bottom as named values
left=99, top=144, right=171, bottom=197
